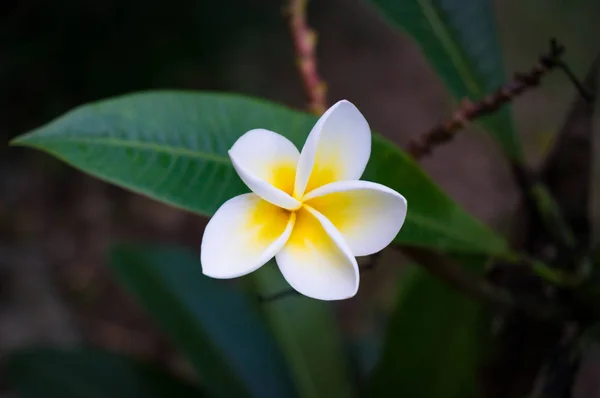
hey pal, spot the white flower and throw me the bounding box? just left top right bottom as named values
left=200, top=100, right=407, bottom=300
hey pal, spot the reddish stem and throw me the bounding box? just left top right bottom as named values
left=288, top=0, right=327, bottom=115
left=407, top=39, right=568, bottom=159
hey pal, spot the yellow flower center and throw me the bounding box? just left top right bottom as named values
left=268, top=163, right=296, bottom=197
left=250, top=157, right=348, bottom=247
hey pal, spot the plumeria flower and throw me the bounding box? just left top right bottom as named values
left=201, top=100, right=407, bottom=300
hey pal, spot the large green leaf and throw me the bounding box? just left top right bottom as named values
left=368, top=262, right=490, bottom=398
left=109, top=244, right=298, bottom=398
left=369, top=0, right=523, bottom=160
left=250, top=263, right=356, bottom=398
left=11, top=91, right=509, bottom=256
left=7, top=347, right=204, bottom=398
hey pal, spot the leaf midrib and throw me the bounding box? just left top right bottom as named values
left=17, top=135, right=507, bottom=254
left=417, top=0, right=483, bottom=97
left=14, top=135, right=232, bottom=165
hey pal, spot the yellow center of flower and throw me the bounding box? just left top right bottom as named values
left=249, top=157, right=348, bottom=248
left=303, top=148, right=342, bottom=197
left=247, top=198, right=291, bottom=245
left=283, top=206, right=343, bottom=257
left=269, top=160, right=339, bottom=202
left=268, top=163, right=296, bottom=196
left=304, top=165, right=337, bottom=195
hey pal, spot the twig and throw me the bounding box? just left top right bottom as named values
left=288, top=0, right=327, bottom=115
left=504, top=252, right=585, bottom=287
left=512, top=53, right=600, bottom=253
left=407, top=39, right=570, bottom=159
left=257, top=248, right=569, bottom=320
left=402, top=247, right=571, bottom=320
left=513, top=160, right=577, bottom=249
left=555, top=59, right=596, bottom=103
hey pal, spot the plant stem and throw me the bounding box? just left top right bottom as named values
left=407, top=39, right=567, bottom=159
left=530, top=182, right=577, bottom=248
left=402, top=247, right=570, bottom=320
left=288, top=0, right=327, bottom=115
left=512, top=163, right=578, bottom=251
left=502, top=252, right=583, bottom=287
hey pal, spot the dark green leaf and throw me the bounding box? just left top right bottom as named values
left=369, top=0, right=522, bottom=159
left=11, top=91, right=510, bottom=256
left=250, top=263, right=356, bottom=398
left=110, top=244, right=298, bottom=398
left=7, top=347, right=203, bottom=398
left=368, top=262, right=490, bottom=398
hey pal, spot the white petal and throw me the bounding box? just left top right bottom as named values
left=275, top=205, right=359, bottom=301
left=201, top=193, right=295, bottom=279
left=293, top=100, right=371, bottom=198
left=229, top=129, right=301, bottom=210
left=304, top=180, right=407, bottom=257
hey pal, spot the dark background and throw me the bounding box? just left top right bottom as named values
left=1, top=0, right=599, bottom=396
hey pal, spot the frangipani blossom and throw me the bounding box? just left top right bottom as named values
left=200, top=100, right=407, bottom=300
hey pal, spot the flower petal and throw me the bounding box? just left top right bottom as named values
left=275, top=205, right=359, bottom=300
left=304, top=180, right=407, bottom=257
left=201, top=193, right=295, bottom=279
left=293, top=100, right=371, bottom=198
left=229, top=129, right=301, bottom=210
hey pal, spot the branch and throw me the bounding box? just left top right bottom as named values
left=407, top=39, right=570, bottom=159
left=257, top=248, right=570, bottom=321
left=402, top=247, right=571, bottom=321
left=288, top=0, right=327, bottom=115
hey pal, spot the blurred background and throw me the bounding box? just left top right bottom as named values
left=1, top=0, right=600, bottom=396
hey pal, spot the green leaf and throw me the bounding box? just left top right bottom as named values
left=7, top=347, right=204, bottom=398
left=109, top=244, right=298, bottom=398
left=369, top=0, right=523, bottom=159
left=368, top=262, right=490, bottom=398
left=250, top=263, right=356, bottom=398
left=11, top=91, right=509, bottom=256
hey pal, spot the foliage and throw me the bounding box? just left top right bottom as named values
left=6, top=1, right=599, bottom=398
left=369, top=0, right=522, bottom=160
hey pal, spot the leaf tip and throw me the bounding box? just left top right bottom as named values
left=8, top=136, right=24, bottom=147
left=8, top=132, right=35, bottom=148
